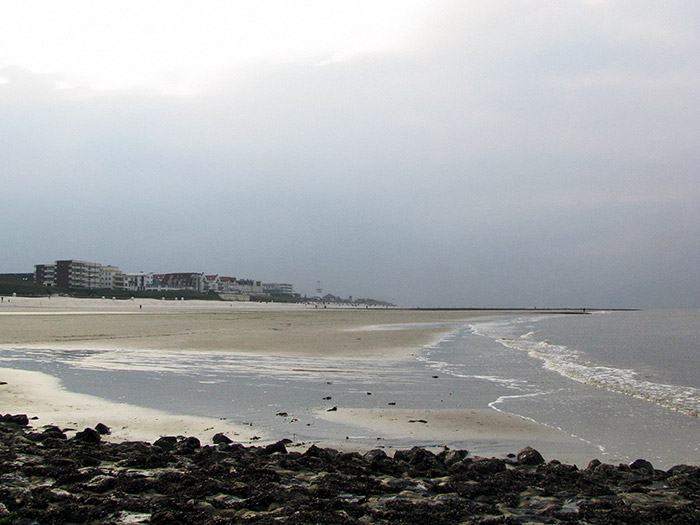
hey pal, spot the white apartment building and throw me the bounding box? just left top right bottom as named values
left=123, top=272, right=155, bottom=291
left=236, top=279, right=264, bottom=295
left=204, top=275, right=222, bottom=292
left=99, top=266, right=125, bottom=290
left=264, top=283, right=294, bottom=295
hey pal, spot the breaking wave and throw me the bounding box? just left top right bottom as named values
left=471, top=318, right=700, bottom=418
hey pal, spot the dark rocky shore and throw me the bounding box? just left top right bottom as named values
left=1, top=414, right=699, bottom=524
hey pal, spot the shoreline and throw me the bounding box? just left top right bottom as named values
left=0, top=366, right=601, bottom=466
left=317, top=407, right=605, bottom=467
left=0, top=297, right=601, bottom=465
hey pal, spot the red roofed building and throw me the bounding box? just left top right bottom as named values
left=219, top=276, right=237, bottom=292
left=158, top=273, right=205, bottom=292
left=204, top=274, right=221, bottom=292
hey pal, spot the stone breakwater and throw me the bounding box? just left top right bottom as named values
left=0, top=414, right=699, bottom=524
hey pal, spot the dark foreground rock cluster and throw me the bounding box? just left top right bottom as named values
left=1, top=415, right=699, bottom=524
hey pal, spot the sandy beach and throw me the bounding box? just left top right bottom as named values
left=0, top=296, right=498, bottom=358
left=0, top=296, right=590, bottom=460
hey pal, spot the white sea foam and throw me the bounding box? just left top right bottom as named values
left=471, top=317, right=700, bottom=418
left=416, top=328, right=532, bottom=390
left=0, top=347, right=401, bottom=384
left=488, top=390, right=549, bottom=412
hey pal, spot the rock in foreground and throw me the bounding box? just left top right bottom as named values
left=0, top=415, right=699, bottom=524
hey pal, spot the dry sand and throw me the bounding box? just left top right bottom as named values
left=0, top=296, right=503, bottom=358
left=0, top=296, right=591, bottom=457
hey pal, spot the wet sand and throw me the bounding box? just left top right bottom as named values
left=0, top=367, right=263, bottom=444
left=318, top=408, right=604, bottom=466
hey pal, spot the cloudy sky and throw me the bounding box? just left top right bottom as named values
left=1, top=1, right=698, bottom=307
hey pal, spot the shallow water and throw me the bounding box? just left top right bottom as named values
left=434, top=310, right=700, bottom=467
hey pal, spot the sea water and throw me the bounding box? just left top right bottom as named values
left=1, top=309, right=698, bottom=467
left=421, top=309, right=700, bottom=467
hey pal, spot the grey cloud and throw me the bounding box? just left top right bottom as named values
left=2, top=2, right=699, bottom=307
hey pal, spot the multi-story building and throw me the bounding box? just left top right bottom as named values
left=236, top=279, right=264, bottom=295
left=34, top=264, right=56, bottom=287
left=59, top=260, right=101, bottom=289
left=219, top=276, right=237, bottom=292
left=123, top=272, right=154, bottom=291
left=204, top=275, right=221, bottom=292
left=264, top=283, right=294, bottom=295
left=35, top=260, right=104, bottom=289
left=100, top=266, right=125, bottom=290
left=34, top=260, right=271, bottom=296
left=213, top=276, right=264, bottom=295
left=158, top=273, right=205, bottom=292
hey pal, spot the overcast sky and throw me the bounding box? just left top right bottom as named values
left=1, top=1, right=699, bottom=307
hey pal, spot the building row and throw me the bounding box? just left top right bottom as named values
left=35, top=260, right=122, bottom=290
left=34, top=260, right=293, bottom=297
